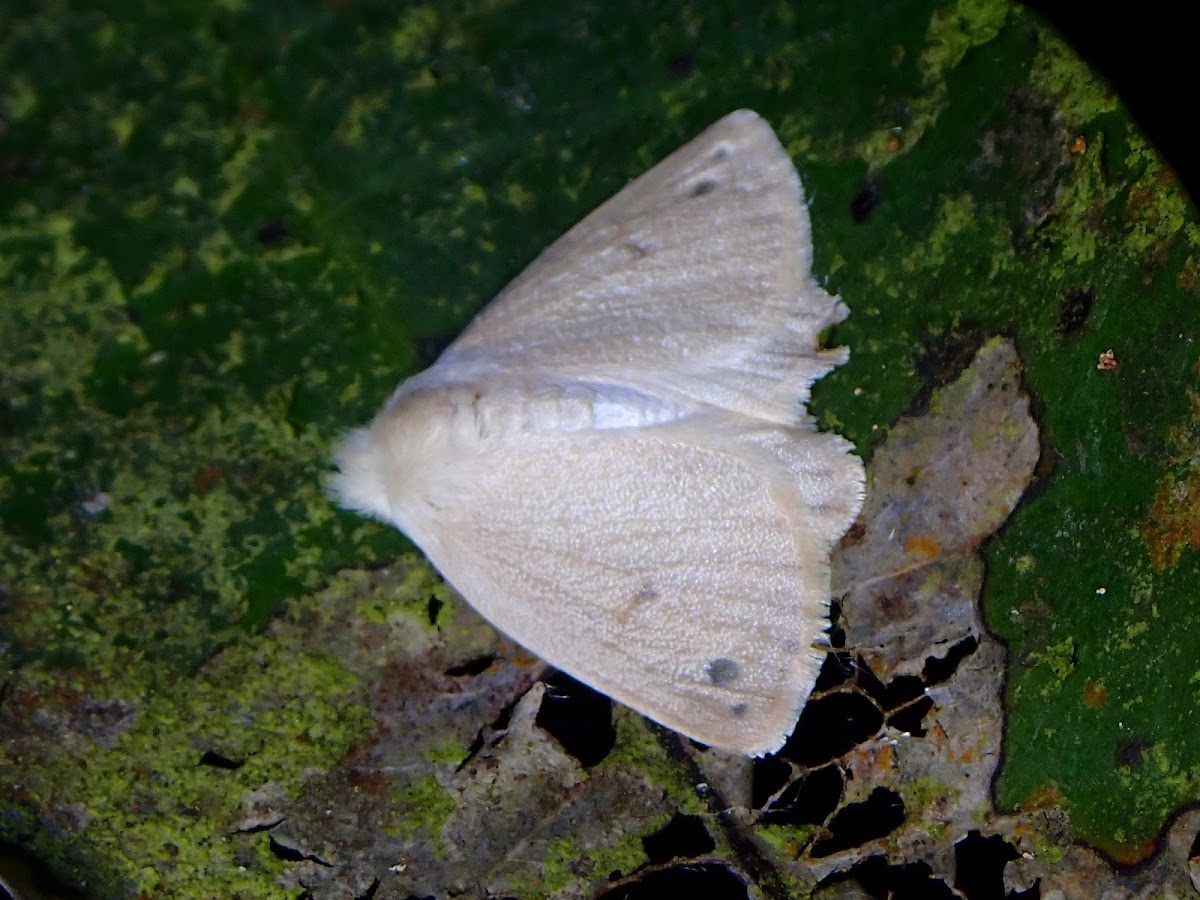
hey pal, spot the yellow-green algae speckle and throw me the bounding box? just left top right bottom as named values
left=858, top=0, right=1010, bottom=166
left=5, top=634, right=371, bottom=896
left=757, top=821, right=818, bottom=860
left=529, top=825, right=663, bottom=897
left=1140, top=390, right=1200, bottom=569
left=905, top=775, right=954, bottom=814
left=921, top=0, right=1010, bottom=82
left=597, top=711, right=706, bottom=816
left=1025, top=23, right=1198, bottom=280
left=755, top=824, right=822, bottom=898
left=1027, top=26, right=1118, bottom=128
left=0, top=169, right=372, bottom=671
left=1029, top=635, right=1076, bottom=690
left=392, top=773, right=457, bottom=853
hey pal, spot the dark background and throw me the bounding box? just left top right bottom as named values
left=1022, top=0, right=1199, bottom=202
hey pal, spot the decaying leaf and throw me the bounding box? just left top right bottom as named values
left=262, top=338, right=1049, bottom=897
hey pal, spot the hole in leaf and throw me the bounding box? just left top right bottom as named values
left=761, top=764, right=843, bottom=827
left=1055, top=288, right=1094, bottom=336
left=1115, top=736, right=1152, bottom=768
left=823, top=854, right=957, bottom=899
left=813, top=651, right=855, bottom=692
left=255, top=217, right=288, bottom=246
left=268, top=835, right=332, bottom=867
left=954, top=830, right=1022, bottom=900
left=882, top=674, right=926, bottom=710
left=595, top=862, right=748, bottom=900
left=426, top=593, right=443, bottom=625
left=781, top=692, right=883, bottom=767
left=887, top=694, right=934, bottom=736
left=444, top=654, right=496, bottom=678
left=852, top=656, right=889, bottom=704
left=535, top=670, right=615, bottom=766
left=641, top=813, right=715, bottom=863
left=750, top=754, right=793, bottom=808
left=199, top=749, right=244, bottom=770
left=810, top=788, right=905, bottom=857
left=922, top=636, right=979, bottom=686
left=0, top=841, right=87, bottom=899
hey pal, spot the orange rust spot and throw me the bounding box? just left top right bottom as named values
left=905, top=535, right=942, bottom=560
left=1140, top=469, right=1200, bottom=570
left=876, top=742, right=895, bottom=770
left=774, top=837, right=804, bottom=859
left=930, top=721, right=949, bottom=744
left=347, top=767, right=389, bottom=794
left=18, top=689, right=40, bottom=714
left=1082, top=678, right=1109, bottom=709
left=854, top=742, right=893, bottom=771
left=1021, top=780, right=1065, bottom=812
left=1109, top=835, right=1159, bottom=866
left=1096, top=348, right=1117, bottom=370
left=1123, top=169, right=1181, bottom=266
left=193, top=465, right=221, bottom=496
left=512, top=647, right=542, bottom=668
left=848, top=741, right=898, bottom=776
left=877, top=591, right=909, bottom=618
left=1177, top=256, right=1200, bottom=293
left=238, top=102, right=267, bottom=126
left=886, top=134, right=903, bottom=153
left=958, top=747, right=977, bottom=765
left=843, top=521, right=867, bottom=546
left=1069, top=134, right=1087, bottom=154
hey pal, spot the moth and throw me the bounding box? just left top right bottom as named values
left=332, top=110, right=864, bottom=756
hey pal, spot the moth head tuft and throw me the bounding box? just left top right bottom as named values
left=328, top=426, right=397, bottom=524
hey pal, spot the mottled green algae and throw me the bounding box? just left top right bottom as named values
left=393, top=773, right=457, bottom=850
left=0, top=560, right=466, bottom=894
left=1, top=11, right=400, bottom=894
left=4, top=634, right=370, bottom=896
left=596, top=713, right=706, bottom=817
left=974, top=13, right=1200, bottom=860
left=857, top=0, right=1011, bottom=167
left=530, top=828, right=660, bottom=897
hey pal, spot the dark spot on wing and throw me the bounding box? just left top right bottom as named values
left=622, top=239, right=651, bottom=260
left=616, top=582, right=659, bottom=627
left=706, top=657, right=740, bottom=686
left=730, top=702, right=749, bottom=718
left=634, top=583, right=659, bottom=604
left=709, top=143, right=731, bottom=161
left=685, top=177, right=719, bottom=199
